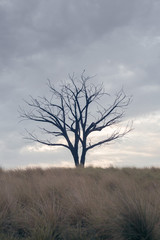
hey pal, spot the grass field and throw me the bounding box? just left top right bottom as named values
left=0, top=166, right=160, bottom=240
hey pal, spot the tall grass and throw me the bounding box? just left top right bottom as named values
left=0, top=167, right=160, bottom=239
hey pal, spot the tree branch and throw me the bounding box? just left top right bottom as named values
left=24, top=131, right=69, bottom=149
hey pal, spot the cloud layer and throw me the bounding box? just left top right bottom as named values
left=0, top=0, right=160, bottom=168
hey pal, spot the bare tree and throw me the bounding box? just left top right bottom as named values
left=20, top=72, right=132, bottom=167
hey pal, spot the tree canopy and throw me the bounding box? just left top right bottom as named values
left=20, top=72, right=132, bottom=167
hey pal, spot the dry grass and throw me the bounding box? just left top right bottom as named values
left=0, top=166, right=160, bottom=239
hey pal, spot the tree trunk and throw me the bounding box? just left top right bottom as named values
left=71, top=149, right=79, bottom=167
left=77, top=163, right=84, bottom=168
left=80, top=149, right=86, bottom=166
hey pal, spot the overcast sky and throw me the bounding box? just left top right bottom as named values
left=0, top=0, right=160, bottom=169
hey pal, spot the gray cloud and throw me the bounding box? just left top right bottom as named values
left=0, top=0, right=152, bottom=66
left=0, top=0, right=160, bottom=168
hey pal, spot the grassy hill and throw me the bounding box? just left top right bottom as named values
left=0, top=166, right=160, bottom=240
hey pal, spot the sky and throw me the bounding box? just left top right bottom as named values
left=0, top=0, right=160, bottom=169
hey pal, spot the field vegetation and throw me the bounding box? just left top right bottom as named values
left=0, top=166, right=160, bottom=240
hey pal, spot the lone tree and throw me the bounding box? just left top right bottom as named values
left=20, top=72, right=132, bottom=167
